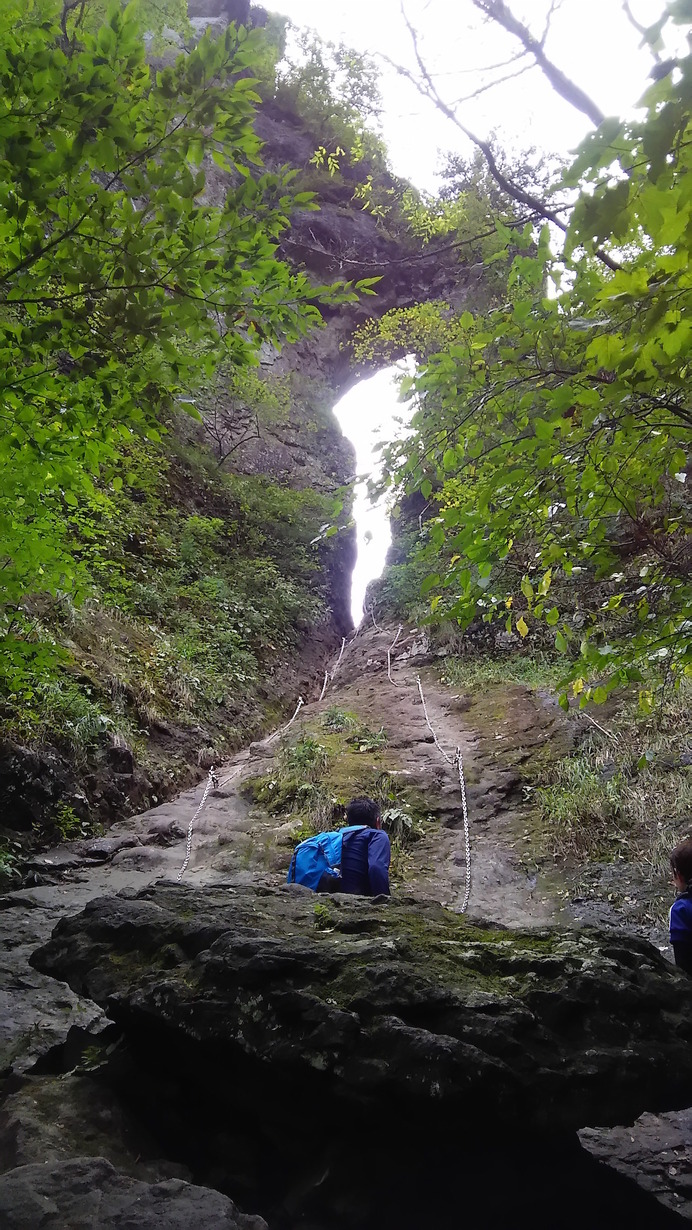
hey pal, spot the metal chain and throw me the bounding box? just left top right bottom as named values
left=330, top=636, right=347, bottom=681
left=416, top=674, right=454, bottom=765
left=415, top=673, right=472, bottom=914
left=216, top=764, right=244, bottom=791
left=177, top=696, right=305, bottom=880
left=387, top=624, right=403, bottom=684
left=176, top=767, right=217, bottom=882
left=454, top=747, right=472, bottom=914
left=176, top=628, right=472, bottom=912
left=264, top=695, right=305, bottom=745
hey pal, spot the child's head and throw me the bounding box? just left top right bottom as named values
left=346, top=797, right=381, bottom=829
left=670, top=839, right=692, bottom=889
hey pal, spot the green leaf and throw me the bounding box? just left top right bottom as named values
left=534, top=418, right=554, bottom=441
left=421, top=573, right=440, bottom=595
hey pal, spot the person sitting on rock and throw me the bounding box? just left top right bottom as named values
left=670, top=838, right=692, bottom=973
left=318, top=797, right=390, bottom=897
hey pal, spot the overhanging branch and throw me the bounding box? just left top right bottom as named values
left=470, top=0, right=606, bottom=127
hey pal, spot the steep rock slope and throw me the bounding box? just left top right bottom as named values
left=1, top=621, right=690, bottom=1228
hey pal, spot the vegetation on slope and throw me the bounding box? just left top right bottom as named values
left=365, top=4, right=691, bottom=715
left=0, top=0, right=374, bottom=851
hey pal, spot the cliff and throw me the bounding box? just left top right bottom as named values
left=0, top=6, right=479, bottom=857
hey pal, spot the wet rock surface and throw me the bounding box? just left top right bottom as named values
left=31, top=883, right=692, bottom=1133
left=0, top=1157, right=268, bottom=1229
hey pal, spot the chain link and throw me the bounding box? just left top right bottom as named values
left=387, top=624, right=403, bottom=684
left=454, top=747, right=472, bottom=914
left=330, top=636, right=347, bottom=681
left=415, top=673, right=472, bottom=914
left=416, top=674, right=454, bottom=765
left=176, top=767, right=217, bottom=882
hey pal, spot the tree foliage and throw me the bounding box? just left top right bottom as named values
left=66, top=0, right=190, bottom=42
left=383, top=7, right=692, bottom=709
left=0, top=0, right=358, bottom=690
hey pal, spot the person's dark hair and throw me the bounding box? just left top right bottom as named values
left=346, top=796, right=380, bottom=827
left=670, top=838, right=692, bottom=885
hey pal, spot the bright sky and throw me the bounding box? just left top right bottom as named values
left=273, top=0, right=667, bottom=189
left=333, top=364, right=412, bottom=624
left=272, top=0, right=669, bottom=622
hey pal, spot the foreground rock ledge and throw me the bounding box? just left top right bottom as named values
left=0, top=1157, right=267, bottom=1229
left=32, top=883, right=692, bottom=1133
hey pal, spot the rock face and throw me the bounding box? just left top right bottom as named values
left=0, top=741, right=88, bottom=832
left=0, top=892, right=108, bottom=1078
left=580, top=1109, right=692, bottom=1220
left=0, top=1157, right=268, bottom=1230
left=32, top=884, right=692, bottom=1133
left=0, top=1072, right=191, bottom=1183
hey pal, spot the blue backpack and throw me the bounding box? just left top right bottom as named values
left=286, top=825, right=366, bottom=891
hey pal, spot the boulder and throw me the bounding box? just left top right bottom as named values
left=0, top=892, right=108, bottom=1078
left=0, top=741, right=84, bottom=831
left=580, top=1108, right=692, bottom=1221
left=106, top=743, right=135, bottom=776
left=31, top=883, right=692, bottom=1134
left=0, top=1156, right=267, bottom=1229
left=0, top=1074, right=190, bottom=1183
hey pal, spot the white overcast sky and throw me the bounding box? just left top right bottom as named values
left=271, top=0, right=669, bottom=622
left=272, top=0, right=667, bottom=190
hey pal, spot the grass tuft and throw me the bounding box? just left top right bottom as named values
left=441, top=654, right=562, bottom=692
left=534, top=679, right=692, bottom=873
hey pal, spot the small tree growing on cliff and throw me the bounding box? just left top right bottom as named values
left=198, top=367, right=290, bottom=467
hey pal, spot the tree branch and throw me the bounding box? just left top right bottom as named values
left=621, top=1, right=662, bottom=63
left=450, top=59, right=534, bottom=106
left=539, top=0, right=561, bottom=49
left=393, top=4, right=621, bottom=272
